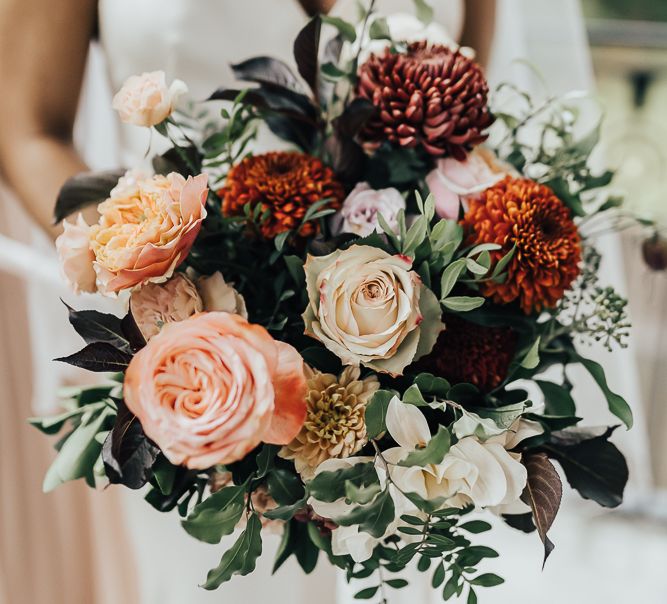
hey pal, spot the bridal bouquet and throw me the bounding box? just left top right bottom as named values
left=35, top=3, right=634, bottom=601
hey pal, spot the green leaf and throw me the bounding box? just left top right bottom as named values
left=520, top=337, right=541, bottom=369
left=441, top=296, right=485, bottom=312
left=284, top=255, right=305, bottom=290
left=459, top=520, right=492, bottom=534
left=274, top=230, right=291, bottom=252
left=472, top=402, right=526, bottom=430
left=256, top=444, right=279, bottom=479
left=536, top=380, right=576, bottom=416
left=440, top=259, right=466, bottom=299
left=321, top=15, right=357, bottom=42
left=308, top=462, right=378, bottom=502
left=182, top=484, right=245, bottom=544
left=369, top=17, right=391, bottom=40
left=376, top=211, right=401, bottom=250
left=470, top=573, right=504, bottom=587
left=403, top=491, right=447, bottom=514
left=414, top=373, right=451, bottom=399
left=546, top=427, right=628, bottom=508
left=432, top=562, right=446, bottom=588
left=42, top=405, right=113, bottom=492
left=320, top=62, right=347, bottom=81
left=491, top=244, right=516, bottom=278
left=345, top=480, right=382, bottom=505
left=402, top=215, right=428, bottom=255
left=398, top=426, right=451, bottom=467
left=576, top=354, right=633, bottom=428
left=386, top=578, right=409, bottom=589
left=354, top=586, right=379, bottom=599
left=336, top=489, right=395, bottom=538
left=365, top=390, right=394, bottom=438
left=467, top=588, right=478, bottom=604
left=262, top=496, right=308, bottom=521
left=202, top=514, right=263, bottom=590
left=267, top=468, right=305, bottom=505
left=402, top=384, right=428, bottom=406
left=413, top=0, right=434, bottom=24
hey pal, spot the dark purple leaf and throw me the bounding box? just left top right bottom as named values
left=64, top=302, right=131, bottom=353
left=54, top=169, right=124, bottom=224
left=102, top=401, right=159, bottom=489
left=120, top=310, right=146, bottom=353
left=502, top=512, right=536, bottom=533
left=333, top=98, right=376, bottom=138
left=293, top=15, right=322, bottom=99
left=55, top=342, right=132, bottom=373
left=231, top=56, right=303, bottom=92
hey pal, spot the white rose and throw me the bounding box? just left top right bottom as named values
left=351, top=13, right=458, bottom=65
left=112, top=71, right=188, bottom=127
left=197, top=271, right=248, bottom=319
left=383, top=398, right=528, bottom=509
left=331, top=182, right=406, bottom=237
left=302, top=245, right=443, bottom=376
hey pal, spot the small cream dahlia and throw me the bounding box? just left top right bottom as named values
left=280, top=366, right=380, bottom=478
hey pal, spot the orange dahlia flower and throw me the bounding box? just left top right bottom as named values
left=418, top=314, right=517, bottom=392
left=462, top=176, right=581, bottom=314
left=220, top=151, right=344, bottom=239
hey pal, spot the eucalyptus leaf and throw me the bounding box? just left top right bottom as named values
left=202, top=514, right=263, bottom=590
left=440, top=259, right=466, bottom=299
left=441, top=297, right=485, bottom=312
left=398, top=426, right=451, bottom=467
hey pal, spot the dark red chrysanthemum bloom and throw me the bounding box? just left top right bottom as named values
left=356, top=42, right=494, bottom=159
left=462, top=176, right=582, bottom=314
left=418, top=315, right=518, bottom=392
left=220, top=151, right=344, bottom=239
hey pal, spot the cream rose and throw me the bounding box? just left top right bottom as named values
left=130, top=273, right=203, bottom=340
left=302, top=245, right=443, bottom=376
left=124, top=312, right=307, bottom=469
left=383, top=398, right=527, bottom=509
left=112, top=71, right=188, bottom=127
left=130, top=271, right=247, bottom=340
left=89, top=171, right=208, bottom=294
left=55, top=213, right=97, bottom=294
left=331, top=182, right=406, bottom=237
left=197, top=271, right=248, bottom=318
left=426, top=147, right=515, bottom=219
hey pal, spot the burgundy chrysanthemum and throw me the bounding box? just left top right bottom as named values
left=418, top=315, right=518, bottom=392
left=356, top=42, right=494, bottom=159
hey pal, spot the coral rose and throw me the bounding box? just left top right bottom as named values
left=302, top=245, right=444, bottom=376
left=55, top=213, right=97, bottom=294
left=89, top=171, right=208, bottom=294
left=426, top=147, right=515, bottom=219
left=112, top=71, right=187, bottom=127
left=124, top=312, right=307, bottom=469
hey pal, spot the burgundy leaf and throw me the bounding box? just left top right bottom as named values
left=55, top=342, right=132, bottom=373
left=293, top=15, right=321, bottom=99
left=521, top=452, right=562, bottom=566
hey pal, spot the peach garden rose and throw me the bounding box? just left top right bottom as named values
left=112, top=70, right=188, bottom=127
left=123, top=312, right=307, bottom=469
left=302, top=245, right=444, bottom=376
left=89, top=171, right=208, bottom=294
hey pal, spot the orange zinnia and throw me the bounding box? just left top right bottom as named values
left=220, top=151, right=344, bottom=239
left=462, top=176, right=581, bottom=314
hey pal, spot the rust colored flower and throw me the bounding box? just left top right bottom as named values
left=357, top=42, right=493, bottom=159
left=418, top=315, right=518, bottom=392
left=220, top=151, right=344, bottom=239
left=462, top=176, right=581, bottom=313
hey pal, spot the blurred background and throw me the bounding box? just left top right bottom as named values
left=0, top=0, right=665, bottom=602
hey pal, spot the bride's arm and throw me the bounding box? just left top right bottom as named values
left=0, top=0, right=96, bottom=239
left=460, top=0, right=497, bottom=69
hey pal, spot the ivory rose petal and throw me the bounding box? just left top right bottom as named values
left=89, top=171, right=208, bottom=293
left=112, top=71, right=188, bottom=127
left=55, top=213, right=97, bottom=294
left=302, top=245, right=444, bottom=376
left=123, top=312, right=307, bottom=469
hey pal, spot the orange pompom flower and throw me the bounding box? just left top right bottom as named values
left=462, top=176, right=581, bottom=314
left=418, top=314, right=517, bottom=392
left=220, top=151, right=344, bottom=239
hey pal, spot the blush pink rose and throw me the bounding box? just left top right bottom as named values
left=89, top=171, right=208, bottom=294
left=55, top=213, right=97, bottom=294
left=123, top=312, right=307, bottom=469
left=112, top=71, right=188, bottom=127
left=426, top=147, right=515, bottom=219
left=332, top=182, right=406, bottom=237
